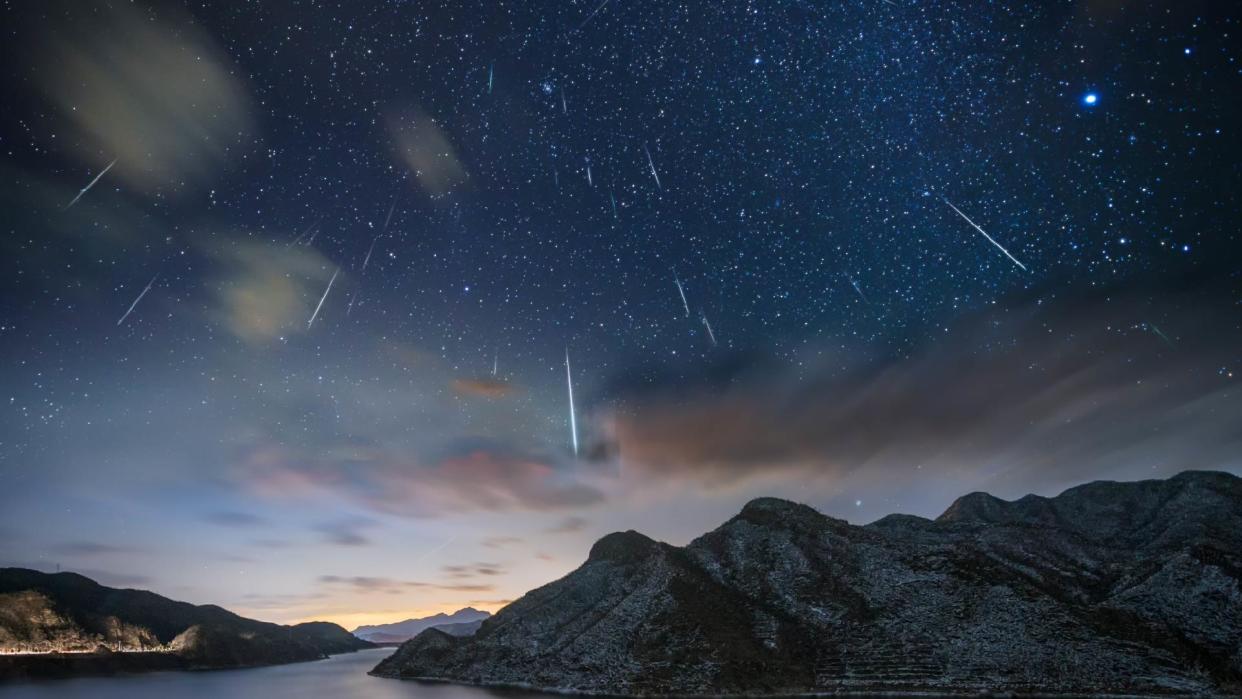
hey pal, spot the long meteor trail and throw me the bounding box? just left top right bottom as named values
left=701, top=312, right=717, bottom=346
left=361, top=236, right=380, bottom=272
left=65, top=158, right=117, bottom=210
left=674, top=275, right=690, bottom=317
left=116, top=274, right=158, bottom=326
left=565, top=348, right=579, bottom=457
left=307, top=267, right=340, bottom=329
left=944, top=199, right=1028, bottom=271
left=644, top=143, right=662, bottom=189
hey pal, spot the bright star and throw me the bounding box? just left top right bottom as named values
left=1083, top=92, right=1098, bottom=106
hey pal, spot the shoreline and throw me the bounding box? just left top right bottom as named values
left=368, top=672, right=1203, bottom=698
left=0, top=646, right=382, bottom=683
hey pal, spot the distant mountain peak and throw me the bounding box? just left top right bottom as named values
left=351, top=607, right=491, bottom=643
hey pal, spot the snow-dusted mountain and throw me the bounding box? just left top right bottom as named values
left=373, top=471, right=1242, bottom=695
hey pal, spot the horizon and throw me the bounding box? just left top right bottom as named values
left=2, top=0, right=1241, bottom=636
left=8, top=468, right=1238, bottom=629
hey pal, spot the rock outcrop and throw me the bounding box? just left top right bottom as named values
left=373, top=470, right=1242, bottom=696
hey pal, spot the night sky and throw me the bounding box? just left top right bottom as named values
left=1, top=0, right=1239, bottom=628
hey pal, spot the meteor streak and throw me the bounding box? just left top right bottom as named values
left=673, top=274, right=690, bottom=317
left=307, top=267, right=340, bottom=329
left=288, top=219, right=320, bottom=247
left=116, top=274, right=158, bottom=326
left=488, top=63, right=494, bottom=94
left=846, top=273, right=869, bottom=304
left=577, top=0, right=612, bottom=31
left=1149, top=322, right=1175, bottom=348
left=565, top=348, right=579, bottom=457
left=944, top=199, right=1028, bottom=272
left=362, top=236, right=380, bottom=272
left=65, top=158, right=117, bottom=210
left=701, top=312, right=717, bottom=346
left=382, top=196, right=398, bottom=232
left=643, top=142, right=662, bottom=189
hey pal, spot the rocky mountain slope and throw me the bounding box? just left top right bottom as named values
left=353, top=607, right=490, bottom=643
left=0, top=568, right=372, bottom=678
left=373, top=470, right=1242, bottom=696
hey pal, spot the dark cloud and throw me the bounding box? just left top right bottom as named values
left=601, top=280, right=1242, bottom=497
left=442, top=562, right=506, bottom=579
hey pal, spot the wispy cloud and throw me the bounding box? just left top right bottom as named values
left=481, top=536, right=524, bottom=549
left=29, top=1, right=254, bottom=195
left=318, top=575, right=496, bottom=593
left=204, top=511, right=269, bottom=528
left=442, top=562, right=505, bottom=579
left=544, top=516, right=589, bottom=534
left=314, top=518, right=378, bottom=547
left=599, top=283, right=1242, bottom=501
left=52, top=541, right=141, bottom=556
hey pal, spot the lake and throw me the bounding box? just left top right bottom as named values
left=0, top=648, right=556, bottom=699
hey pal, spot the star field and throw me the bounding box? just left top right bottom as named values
left=0, top=0, right=1239, bottom=624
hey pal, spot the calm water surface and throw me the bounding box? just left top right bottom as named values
left=0, top=648, right=558, bottom=699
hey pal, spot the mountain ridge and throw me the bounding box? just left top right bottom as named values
left=0, top=568, right=373, bottom=679
left=352, top=606, right=491, bottom=643
left=373, top=470, right=1242, bottom=696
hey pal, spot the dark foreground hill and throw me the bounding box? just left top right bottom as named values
left=373, top=470, right=1242, bottom=696
left=0, top=568, right=372, bottom=679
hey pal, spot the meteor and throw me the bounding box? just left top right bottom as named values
left=673, top=274, right=690, bottom=317
left=610, top=190, right=618, bottom=219
left=586, top=160, right=593, bottom=187
left=361, top=235, right=380, bottom=272
left=307, top=267, right=340, bottom=329
left=116, top=274, right=158, bottom=326
left=492, top=350, right=499, bottom=377
left=944, top=199, right=1028, bottom=272
left=288, top=219, right=320, bottom=247
left=846, top=273, right=869, bottom=304
left=65, top=158, right=117, bottom=210
left=488, top=63, right=494, bottom=94
left=1148, top=322, right=1175, bottom=348
left=577, top=0, right=612, bottom=31
left=701, top=312, right=717, bottom=346
left=565, top=348, right=579, bottom=457
left=561, top=90, right=568, bottom=115
left=643, top=142, right=662, bottom=189
left=382, top=195, right=398, bottom=232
